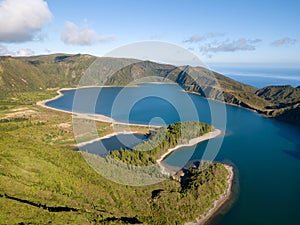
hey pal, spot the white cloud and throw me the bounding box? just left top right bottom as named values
left=0, top=44, right=11, bottom=55
left=184, top=34, right=206, bottom=43
left=16, top=48, right=35, bottom=56
left=0, top=0, right=52, bottom=43
left=271, top=37, right=297, bottom=47
left=0, top=44, right=34, bottom=56
left=61, top=21, right=114, bottom=45
left=183, top=33, right=224, bottom=43
left=199, top=38, right=261, bottom=54
left=248, top=39, right=262, bottom=44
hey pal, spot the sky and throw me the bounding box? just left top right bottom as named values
left=0, top=0, right=299, bottom=66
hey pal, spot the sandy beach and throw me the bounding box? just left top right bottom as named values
left=76, top=131, right=143, bottom=147
left=38, top=87, right=233, bottom=225
left=37, top=87, right=116, bottom=123
left=157, top=129, right=222, bottom=175
left=155, top=129, right=234, bottom=225
left=37, top=88, right=77, bottom=114
left=37, top=87, right=160, bottom=127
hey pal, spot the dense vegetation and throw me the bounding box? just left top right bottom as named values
left=255, top=85, right=300, bottom=124
left=0, top=91, right=229, bottom=224
left=1, top=54, right=299, bottom=125
left=110, top=121, right=213, bottom=166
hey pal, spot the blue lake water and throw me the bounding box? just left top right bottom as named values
left=46, top=84, right=300, bottom=225
left=79, top=133, right=147, bottom=156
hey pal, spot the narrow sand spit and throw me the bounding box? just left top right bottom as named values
left=157, top=129, right=222, bottom=175
left=38, top=88, right=233, bottom=225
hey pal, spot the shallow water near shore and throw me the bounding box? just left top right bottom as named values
left=46, top=84, right=300, bottom=225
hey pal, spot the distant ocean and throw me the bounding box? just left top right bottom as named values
left=210, top=66, right=300, bottom=88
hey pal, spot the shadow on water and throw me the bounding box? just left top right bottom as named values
left=282, top=145, right=300, bottom=161
left=272, top=119, right=300, bottom=161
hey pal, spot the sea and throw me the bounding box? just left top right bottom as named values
left=45, top=67, right=300, bottom=225
left=210, top=66, right=300, bottom=88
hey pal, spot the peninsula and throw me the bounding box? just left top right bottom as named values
left=0, top=86, right=233, bottom=224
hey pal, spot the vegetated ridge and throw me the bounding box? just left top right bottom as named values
left=0, top=54, right=299, bottom=125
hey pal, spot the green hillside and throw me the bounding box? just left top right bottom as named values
left=0, top=54, right=299, bottom=125
left=0, top=53, right=298, bottom=224
left=0, top=92, right=229, bottom=224
left=0, top=54, right=96, bottom=98
left=256, top=85, right=300, bottom=105
left=255, top=85, right=300, bottom=124
left=0, top=56, right=46, bottom=96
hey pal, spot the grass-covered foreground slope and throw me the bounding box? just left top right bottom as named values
left=0, top=91, right=229, bottom=225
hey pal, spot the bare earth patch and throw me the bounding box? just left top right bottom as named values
left=3, top=109, right=37, bottom=119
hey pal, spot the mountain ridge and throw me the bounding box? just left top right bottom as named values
left=0, top=54, right=299, bottom=125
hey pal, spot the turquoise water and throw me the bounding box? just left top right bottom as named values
left=46, top=84, right=300, bottom=225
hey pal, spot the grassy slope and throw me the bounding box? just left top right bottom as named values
left=0, top=91, right=229, bottom=225
left=106, top=61, right=300, bottom=125
left=105, top=61, right=278, bottom=111
left=0, top=57, right=46, bottom=95
left=0, top=54, right=96, bottom=98
left=256, top=85, right=300, bottom=105
left=255, top=85, right=300, bottom=124
left=1, top=54, right=299, bottom=125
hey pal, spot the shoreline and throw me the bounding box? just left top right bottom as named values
left=37, top=90, right=116, bottom=124
left=155, top=129, right=233, bottom=225
left=38, top=86, right=233, bottom=225
left=156, top=129, right=222, bottom=176
left=38, top=85, right=268, bottom=126
left=186, top=164, right=234, bottom=225
left=37, top=87, right=160, bottom=127
left=76, top=131, right=144, bottom=147
left=186, top=90, right=267, bottom=116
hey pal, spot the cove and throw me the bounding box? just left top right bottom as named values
left=45, top=84, right=300, bottom=225
left=78, top=133, right=148, bottom=156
